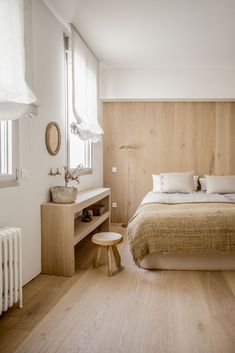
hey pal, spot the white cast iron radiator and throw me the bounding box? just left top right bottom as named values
left=0, top=227, right=23, bottom=315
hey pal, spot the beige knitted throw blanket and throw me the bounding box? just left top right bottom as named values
left=127, top=202, right=235, bottom=266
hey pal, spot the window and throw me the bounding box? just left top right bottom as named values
left=65, top=38, right=92, bottom=174
left=0, top=120, right=19, bottom=186
left=0, top=0, right=37, bottom=121
left=0, top=0, right=36, bottom=187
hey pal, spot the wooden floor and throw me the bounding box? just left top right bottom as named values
left=1, top=225, right=235, bottom=353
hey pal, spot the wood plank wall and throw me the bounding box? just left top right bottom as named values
left=103, top=102, right=235, bottom=223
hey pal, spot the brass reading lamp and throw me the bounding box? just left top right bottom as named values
left=119, top=145, right=136, bottom=151
left=119, top=145, right=137, bottom=228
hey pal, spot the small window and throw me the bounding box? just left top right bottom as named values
left=0, top=120, right=19, bottom=186
left=65, top=39, right=92, bottom=175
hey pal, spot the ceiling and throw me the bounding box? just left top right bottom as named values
left=44, top=0, right=235, bottom=69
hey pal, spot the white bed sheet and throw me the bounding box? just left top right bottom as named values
left=141, top=190, right=235, bottom=205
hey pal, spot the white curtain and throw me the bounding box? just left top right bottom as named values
left=71, top=25, right=103, bottom=143
left=0, top=0, right=37, bottom=120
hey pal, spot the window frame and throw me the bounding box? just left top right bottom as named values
left=0, top=119, right=19, bottom=187
left=64, top=35, right=93, bottom=176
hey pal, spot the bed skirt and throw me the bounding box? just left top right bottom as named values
left=140, top=252, right=235, bottom=270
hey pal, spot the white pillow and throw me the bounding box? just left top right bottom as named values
left=199, top=177, right=207, bottom=191
left=153, top=173, right=197, bottom=192
left=160, top=171, right=194, bottom=193
left=206, top=175, right=235, bottom=194
left=152, top=174, right=161, bottom=192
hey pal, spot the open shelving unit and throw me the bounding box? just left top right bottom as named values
left=74, top=211, right=110, bottom=245
left=41, top=188, right=111, bottom=276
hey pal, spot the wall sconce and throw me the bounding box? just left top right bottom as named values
left=48, top=168, right=62, bottom=176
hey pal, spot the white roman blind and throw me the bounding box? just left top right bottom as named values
left=0, top=0, right=37, bottom=121
left=71, top=25, right=103, bottom=143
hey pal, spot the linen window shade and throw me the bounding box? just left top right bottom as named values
left=70, top=25, right=103, bottom=143
left=0, top=0, right=37, bottom=121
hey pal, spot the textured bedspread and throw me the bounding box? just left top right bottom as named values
left=127, top=202, right=235, bottom=266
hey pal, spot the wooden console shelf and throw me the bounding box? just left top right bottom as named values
left=41, top=188, right=110, bottom=276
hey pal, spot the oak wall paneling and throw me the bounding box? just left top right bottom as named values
left=103, top=102, right=235, bottom=223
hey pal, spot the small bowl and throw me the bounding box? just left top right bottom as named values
left=51, top=186, right=77, bottom=204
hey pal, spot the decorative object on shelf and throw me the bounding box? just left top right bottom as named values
left=49, top=166, right=80, bottom=203
left=64, top=166, right=80, bottom=186
left=82, top=208, right=93, bottom=222
left=45, top=121, right=61, bottom=155
left=91, top=204, right=106, bottom=216
left=50, top=186, right=77, bottom=204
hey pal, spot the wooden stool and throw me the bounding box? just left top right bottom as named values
left=92, top=232, right=123, bottom=276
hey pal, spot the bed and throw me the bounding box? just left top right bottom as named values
left=127, top=191, right=235, bottom=270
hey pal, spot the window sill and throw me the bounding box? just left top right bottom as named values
left=79, top=168, right=93, bottom=176
left=0, top=179, right=19, bottom=188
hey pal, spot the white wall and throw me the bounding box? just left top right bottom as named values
left=0, top=0, right=103, bottom=285
left=100, top=67, right=235, bottom=100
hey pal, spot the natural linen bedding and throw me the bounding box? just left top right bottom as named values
left=127, top=192, right=235, bottom=266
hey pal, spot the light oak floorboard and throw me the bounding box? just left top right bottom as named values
left=0, top=225, right=235, bottom=353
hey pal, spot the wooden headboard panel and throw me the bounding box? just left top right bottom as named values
left=103, top=102, right=235, bottom=223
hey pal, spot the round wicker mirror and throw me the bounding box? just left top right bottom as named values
left=45, top=121, right=61, bottom=155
